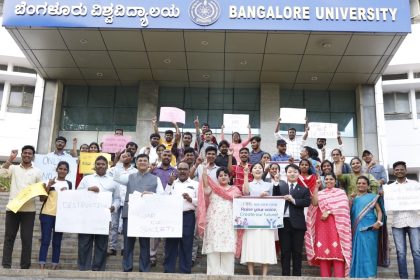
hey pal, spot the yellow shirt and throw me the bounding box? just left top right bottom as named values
left=41, top=181, right=70, bottom=216
left=160, top=139, right=177, bottom=167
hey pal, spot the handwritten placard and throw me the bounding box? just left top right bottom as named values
left=280, top=108, right=306, bottom=124
left=383, top=182, right=420, bottom=211
left=7, top=182, right=48, bottom=213
left=233, top=197, right=285, bottom=229
left=308, top=122, right=338, bottom=138
left=159, top=107, right=186, bottom=124
left=101, top=135, right=132, bottom=153
left=223, top=114, right=249, bottom=134
left=55, top=191, right=112, bottom=234
left=79, top=152, right=112, bottom=174
left=127, top=193, right=183, bottom=238
left=34, top=153, right=77, bottom=186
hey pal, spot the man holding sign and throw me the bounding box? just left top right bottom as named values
left=0, top=146, right=43, bottom=269
left=77, top=156, right=120, bottom=271
left=386, top=161, right=420, bottom=279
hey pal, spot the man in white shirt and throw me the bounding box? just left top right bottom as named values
left=274, top=118, right=302, bottom=159
left=1, top=146, right=43, bottom=269
left=301, top=125, right=344, bottom=162
left=389, top=161, right=420, bottom=279
left=77, top=156, right=120, bottom=271
left=164, top=162, right=198, bottom=273
left=139, top=133, right=161, bottom=164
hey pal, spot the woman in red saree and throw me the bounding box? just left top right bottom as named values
left=197, top=166, right=242, bottom=275
left=298, top=159, right=318, bottom=195
left=305, top=173, right=352, bottom=277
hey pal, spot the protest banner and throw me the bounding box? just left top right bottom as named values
left=55, top=191, right=112, bottom=234
left=223, top=114, right=249, bottom=134
left=383, top=182, right=420, bottom=212
left=159, top=107, right=186, bottom=124
left=308, top=122, right=338, bottom=138
left=279, top=108, right=306, bottom=124
left=127, top=193, right=183, bottom=238
left=79, top=152, right=111, bottom=174
left=233, top=197, right=285, bottom=229
left=7, top=182, right=48, bottom=213
left=101, top=135, right=132, bottom=153
left=34, top=153, right=77, bottom=186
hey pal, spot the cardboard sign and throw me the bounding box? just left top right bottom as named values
left=127, top=193, right=183, bottom=238
left=7, top=182, right=48, bottom=213
left=159, top=107, right=186, bottom=124
left=233, top=197, right=285, bottom=229
left=79, top=152, right=112, bottom=174
left=280, top=108, right=306, bottom=124
left=223, top=114, right=249, bottom=134
left=383, top=182, right=420, bottom=211
left=308, top=122, right=338, bottom=138
left=55, top=191, right=112, bottom=234
left=101, top=135, right=132, bottom=153
left=34, top=153, right=77, bottom=186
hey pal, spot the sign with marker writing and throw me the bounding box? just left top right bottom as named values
left=383, top=182, right=420, bottom=211
left=34, top=153, right=77, bottom=186
left=308, top=122, right=338, bottom=138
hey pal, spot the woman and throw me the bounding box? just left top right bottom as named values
left=260, top=152, right=272, bottom=172
left=298, top=159, right=318, bottom=195
left=335, top=157, right=379, bottom=197
left=197, top=166, right=242, bottom=275
left=320, top=160, right=340, bottom=189
left=300, top=146, right=319, bottom=174
left=263, top=162, right=280, bottom=183
left=88, top=142, right=100, bottom=153
left=221, top=124, right=252, bottom=163
left=305, top=173, right=352, bottom=277
left=350, top=176, right=383, bottom=278
left=241, top=163, right=277, bottom=275
left=39, top=161, right=72, bottom=269
left=331, top=149, right=351, bottom=174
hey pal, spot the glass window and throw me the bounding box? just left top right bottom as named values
left=0, top=83, right=4, bottom=106
left=0, top=64, right=7, bottom=71
left=416, top=92, right=420, bottom=119
left=61, top=85, right=138, bottom=131
left=384, top=92, right=411, bottom=120
left=382, top=73, right=408, bottom=81
left=12, top=66, right=36, bottom=74
left=7, top=85, right=35, bottom=114
left=305, top=90, right=329, bottom=111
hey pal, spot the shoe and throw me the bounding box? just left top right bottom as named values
left=121, top=249, right=124, bottom=256
left=107, top=249, right=116, bottom=256
left=51, top=264, right=58, bottom=270
left=150, top=259, right=157, bottom=267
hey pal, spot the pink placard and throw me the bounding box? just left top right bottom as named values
left=159, top=107, right=185, bottom=124
left=101, top=135, right=132, bottom=153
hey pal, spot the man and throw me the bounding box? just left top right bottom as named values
left=301, top=124, right=343, bottom=162
left=274, top=118, right=302, bottom=159
left=153, top=116, right=179, bottom=166
left=389, top=161, right=420, bottom=279
left=190, top=146, right=219, bottom=182
left=272, top=139, right=291, bottom=162
left=107, top=150, right=137, bottom=256
left=182, top=147, right=197, bottom=168
left=172, top=132, right=197, bottom=164
left=164, top=162, right=198, bottom=273
left=77, top=156, right=120, bottom=271
left=1, top=146, right=43, bottom=269
left=125, top=142, right=138, bottom=157
left=150, top=150, right=177, bottom=266
left=215, top=140, right=237, bottom=168
left=122, top=154, right=164, bottom=272
left=249, top=136, right=266, bottom=164
left=273, top=164, right=311, bottom=276
left=115, top=128, right=124, bottom=136
left=361, top=150, right=388, bottom=186
left=139, top=133, right=161, bottom=164
left=194, top=117, right=218, bottom=159
left=228, top=147, right=253, bottom=191
left=193, top=121, right=218, bottom=152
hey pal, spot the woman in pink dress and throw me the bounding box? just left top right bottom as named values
left=221, top=124, right=252, bottom=163
left=305, top=173, right=352, bottom=277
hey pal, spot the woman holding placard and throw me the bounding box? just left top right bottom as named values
left=241, top=163, right=277, bottom=275
left=350, top=175, right=383, bottom=278
left=221, top=124, right=252, bottom=163
left=39, top=161, right=72, bottom=270
left=197, top=166, right=242, bottom=275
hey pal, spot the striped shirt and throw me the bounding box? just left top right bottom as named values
left=391, top=179, right=420, bottom=228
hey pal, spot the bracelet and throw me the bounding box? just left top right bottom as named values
left=377, top=221, right=383, bottom=226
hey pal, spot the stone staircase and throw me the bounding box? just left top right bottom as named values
left=0, top=192, right=410, bottom=277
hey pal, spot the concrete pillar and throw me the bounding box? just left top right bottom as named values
left=37, top=80, right=63, bottom=154
left=136, top=81, right=159, bottom=147
left=356, top=84, right=379, bottom=158
left=260, top=83, right=279, bottom=154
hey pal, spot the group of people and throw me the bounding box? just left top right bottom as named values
left=1, top=116, right=419, bottom=279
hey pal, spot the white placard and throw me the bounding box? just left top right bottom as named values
left=223, top=114, right=249, bottom=134
left=233, top=197, right=285, bottom=229
left=34, top=153, right=77, bottom=187
left=159, top=107, right=186, bottom=124
left=383, top=182, right=420, bottom=211
left=280, top=108, right=306, bottom=124
left=55, top=191, right=112, bottom=234
left=308, top=122, right=338, bottom=138
left=127, top=193, right=183, bottom=238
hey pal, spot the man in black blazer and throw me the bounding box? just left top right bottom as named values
left=273, top=163, right=311, bottom=276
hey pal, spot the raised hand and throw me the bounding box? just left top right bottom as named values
left=9, top=150, right=18, bottom=161
left=193, top=116, right=199, bottom=127
left=227, top=148, right=234, bottom=156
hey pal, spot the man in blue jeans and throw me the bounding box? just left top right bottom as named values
left=390, top=161, right=420, bottom=279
